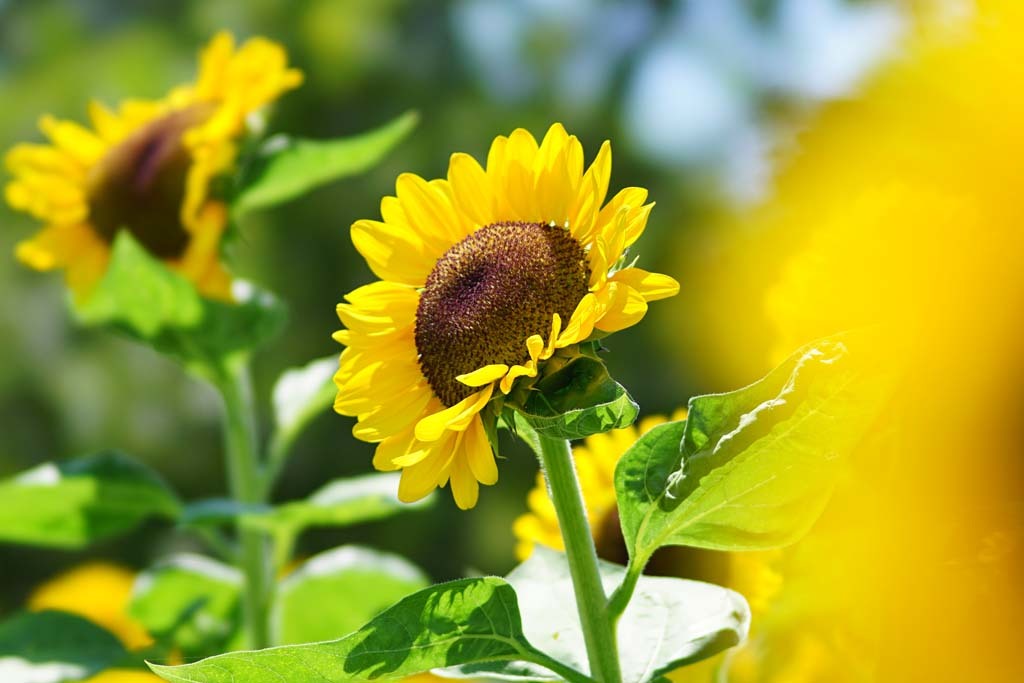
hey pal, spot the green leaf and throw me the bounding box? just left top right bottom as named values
left=244, top=473, right=430, bottom=538
left=446, top=547, right=749, bottom=683
left=232, top=111, right=419, bottom=215
left=0, top=452, right=180, bottom=549
left=74, top=231, right=202, bottom=336
left=515, top=356, right=638, bottom=441
left=71, top=233, right=286, bottom=367
left=616, top=331, right=895, bottom=561
left=129, top=554, right=242, bottom=656
left=0, top=610, right=127, bottom=683
left=271, top=546, right=428, bottom=645
left=151, top=577, right=556, bottom=683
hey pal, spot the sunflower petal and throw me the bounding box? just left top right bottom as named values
left=414, top=385, right=494, bottom=442
left=610, top=267, right=680, bottom=301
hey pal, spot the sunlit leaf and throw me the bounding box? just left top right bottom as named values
left=616, top=331, right=895, bottom=561
left=445, top=547, right=749, bottom=683
left=0, top=610, right=126, bottom=683
left=151, top=577, right=561, bottom=683
left=0, top=452, right=180, bottom=549
left=515, top=356, right=638, bottom=441
left=130, top=554, right=242, bottom=656
left=272, top=546, right=428, bottom=645
left=232, top=111, right=418, bottom=215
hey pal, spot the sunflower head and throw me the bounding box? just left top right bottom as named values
left=334, top=124, right=679, bottom=509
left=5, top=32, right=302, bottom=301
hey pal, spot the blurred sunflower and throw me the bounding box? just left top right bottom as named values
left=334, top=124, right=679, bottom=509
left=4, top=31, right=302, bottom=300
left=28, top=562, right=161, bottom=683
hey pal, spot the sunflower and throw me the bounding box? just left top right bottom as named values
left=333, top=124, right=679, bottom=509
left=28, top=562, right=162, bottom=683
left=4, top=31, right=302, bottom=300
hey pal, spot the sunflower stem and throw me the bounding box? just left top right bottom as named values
left=215, top=359, right=272, bottom=650
left=536, top=433, right=622, bottom=683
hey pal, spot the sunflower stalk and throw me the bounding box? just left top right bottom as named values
left=214, top=358, right=273, bottom=650
left=536, top=433, right=623, bottom=683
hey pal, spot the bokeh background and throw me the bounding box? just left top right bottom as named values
left=2, top=0, right=1022, bottom=679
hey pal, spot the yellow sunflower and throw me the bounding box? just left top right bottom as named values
left=28, top=562, right=162, bottom=683
left=4, top=31, right=302, bottom=301
left=333, top=124, right=679, bottom=509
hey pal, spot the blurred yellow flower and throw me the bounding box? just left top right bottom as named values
left=704, top=1, right=1024, bottom=680
left=28, top=562, right=162, bottom=683
left=334, top=124, right=678, bottom=509
left=4, top=31, right=302, bottom=300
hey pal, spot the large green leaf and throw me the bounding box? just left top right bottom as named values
left=0, top=610, right=127, bottom=683
left=129, top=554, right=242, bottom=656
left=151, top=578, right=570, bottom=683
left=616, top=331, right=894, bottom=562
left=446, top=547, right=749, bottom=683
left=232, top=111, right=418, bottom=215
left=515, top=355, right=638, bottom=441
left=72, top=233, right=286, bottom=367
left=272, top=546, right=428, bottom=645
left=0, top=452, right=180, bottom=549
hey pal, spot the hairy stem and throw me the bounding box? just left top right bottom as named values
left=536, top=434, right=622, bottom=683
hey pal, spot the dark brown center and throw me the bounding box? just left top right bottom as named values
left=415, top=221, right=591, bottom=406
left=88, top=105, right=213, bottom=259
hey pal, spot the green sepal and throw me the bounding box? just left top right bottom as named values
left=510, top=349, right=638, bottom=441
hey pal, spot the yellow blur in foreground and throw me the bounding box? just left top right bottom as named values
left=28, top=562, right=161, bottom=682
left=702, top=1, right=1024, bottom=680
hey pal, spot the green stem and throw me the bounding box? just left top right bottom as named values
left=536, top=434, right=622, bottom=683
left=606, top=558, right=645, bottom=623
left=216, top=359, right=272, bottom=650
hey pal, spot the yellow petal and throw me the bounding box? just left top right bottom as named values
left=457, top=364, right=509, bottom=387
left=395, top=173, right=464, bottom=247
left=38, top=115, right=106, bottom=166
left=594, top=282, right=648, bottom=333
left=414, top=385, right=494, bottom=442
left=352, top=385, right=433, bottom=442
left=351, top=219, right=436, bottom=286
left=449, top=452, right=480, bottom=510
left=610, top=268, right=680, bottom=301
left=448, top=152, right=493, bottom=228
left=463, top=417, right=498, bottom=486
left=372, top=426, right=416, bottom=472
left=558, top=292, right=600, bottom=345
